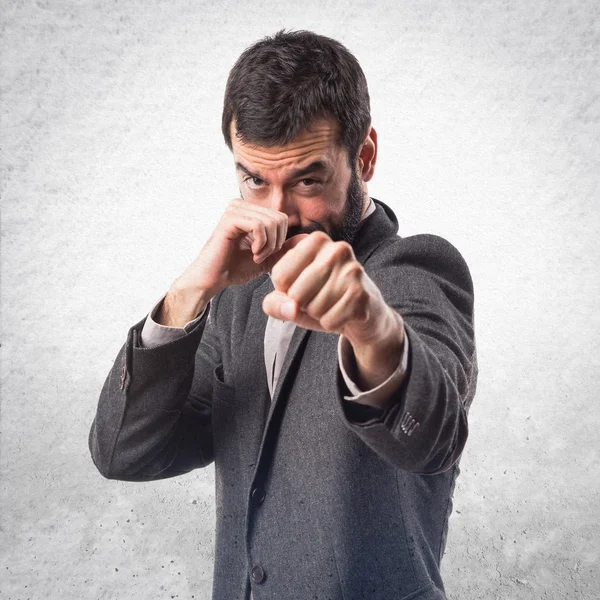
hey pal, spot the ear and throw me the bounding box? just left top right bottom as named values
left=357, top=126, right=378, bottom=182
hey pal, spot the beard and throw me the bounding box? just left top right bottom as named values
left=285, top=166, right=366, bottom=245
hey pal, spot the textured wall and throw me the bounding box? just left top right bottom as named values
left=1, top=1, right=598, bottom=599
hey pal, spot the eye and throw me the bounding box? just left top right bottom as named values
left=298, top=178, right=319, bottom=187
left=244, top=176, right=264, bottom=190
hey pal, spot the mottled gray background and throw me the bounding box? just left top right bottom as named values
left=1, top=1, right=599, bottom=599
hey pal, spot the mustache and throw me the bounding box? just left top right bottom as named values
left=285, top=223, right=327, bottom=239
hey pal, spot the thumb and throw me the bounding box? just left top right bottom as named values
left=261, top=233, right=310, bottom=273
left=262, top=290, right=324, bottom=331
left=262, top=290, right=297, bottom=320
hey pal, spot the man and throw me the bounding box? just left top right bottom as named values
left=89, top=30, right=478, bottom=600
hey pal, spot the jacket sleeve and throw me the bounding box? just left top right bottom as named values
left=337, top=234, right=478, bottom=475
left=88, top=293, right=224, bottom=482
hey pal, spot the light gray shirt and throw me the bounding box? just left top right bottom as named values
left=140, top=198, right=409, bottom=407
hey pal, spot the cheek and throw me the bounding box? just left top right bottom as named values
left=238, top=185, right=267, bottom=206
left=323, top=179, right=351, bottom=215
left=295, top=194, right=333, bottom=221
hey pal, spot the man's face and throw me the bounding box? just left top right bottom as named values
left=231, top=118, right=367, bottom=244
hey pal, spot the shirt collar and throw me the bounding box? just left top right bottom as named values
left=361, top=197, right=376, bottom=221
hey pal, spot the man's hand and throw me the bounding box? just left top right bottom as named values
left=158, top=198, right=305, bottom=327
left=262, top=231, right=405, bottom=357
left=262, top=231, right=405, bottom=394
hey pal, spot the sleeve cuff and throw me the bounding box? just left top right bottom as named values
left=139, top=292, right=210, bottom=349
left=337, top=330, right=409, bottom=408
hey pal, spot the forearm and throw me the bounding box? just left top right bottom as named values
left=335, top=235, right=478, bottom=474
left=346, top=308, right=406, bottom=398
left=156, top=283, right=214, bottom=327
left=337, top=321, right=474, bottom=474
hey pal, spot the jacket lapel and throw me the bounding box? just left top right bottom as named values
left=352, top=198, right=399, bottom=264
left=243, top=198, right=401, bottom=496
left=236, top=275, right=275, bottom=432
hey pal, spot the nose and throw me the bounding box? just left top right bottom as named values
left=269, top=187, right=289, bottom=214
left=270, top=188, right=300, bottom=234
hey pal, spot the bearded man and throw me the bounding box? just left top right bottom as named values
left=89, top=29, right=478, bottom=600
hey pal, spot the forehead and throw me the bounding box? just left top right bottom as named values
left=230, top=118, right=344, bottom=174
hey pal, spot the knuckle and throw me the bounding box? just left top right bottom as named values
left=353, top=293, right=367, bottom=315
left=319, top=243, right=338, bottom=263
left=309, top=230, right=329, bottom=245
left=314, top=258, right=332, bottom=278
left=270, top=264, right=287, bottom=287
left=354, top=285, right=368, bottom=304
left=304, top=301, right=321, bottom=321
left=332, top=240, right=353, bottom=260
left=287, top=287, right=304, bottom=307
left=279, top=218, right=289, bottom=244
left=220, top=212, right=235, bottom=230
left=318, top=231, right=332, bottom=244
left=360, top=285, right=370, bottom=302
left=354, top=291, right=370, bottom=320
left=253, top=225, right=266, bottom=245
left=268, top=222, right=279, bottom=243
left=345, top=261, right=363, bottom=279
left=320, top=311, right=338, bottom=331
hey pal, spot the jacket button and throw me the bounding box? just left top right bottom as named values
left=251, top=565, right=265, bottom=583
left=251, top=486, right=266, bottom=505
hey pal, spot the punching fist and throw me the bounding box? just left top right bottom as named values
left=261, top=230, right=402, bottom=348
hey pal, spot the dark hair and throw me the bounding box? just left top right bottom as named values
left=222, top=30, right=371, bottom=165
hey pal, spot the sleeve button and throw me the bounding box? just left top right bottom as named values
left=251, top=565, right=265, bottom=583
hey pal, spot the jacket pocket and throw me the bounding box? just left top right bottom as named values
left=213, top=363, right=235, bottom=400
left=212, top=364, right=237, bottom=449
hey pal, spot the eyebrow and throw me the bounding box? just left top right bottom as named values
left=235, top=160, right=330, bottom=182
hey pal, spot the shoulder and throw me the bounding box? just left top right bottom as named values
left=366, top=233, right=475, bottom=309
left=373, top=232, right=471, bottom=276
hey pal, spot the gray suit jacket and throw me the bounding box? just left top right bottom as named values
left=89, top=199, right=478, bottom=600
